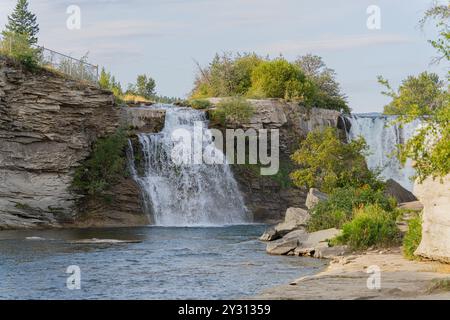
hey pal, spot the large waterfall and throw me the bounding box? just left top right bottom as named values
left=128, top=105, right=249, bottom=226
left=347, top=114, right=420, bottom=191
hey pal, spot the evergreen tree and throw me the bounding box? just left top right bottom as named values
left=3, top=0, right=40, bottom=45
left=136, top=74, right=156, bottom=99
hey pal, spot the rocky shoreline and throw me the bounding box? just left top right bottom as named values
left=255, top=247, right=450, bottom=300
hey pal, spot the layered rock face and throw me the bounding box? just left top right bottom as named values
left=414, top=174, right=450, bottom=263
left=207, top=98, right=344, bottom=222
left=0, top=57, right=153, bottom=229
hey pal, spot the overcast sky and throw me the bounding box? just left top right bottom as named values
left=0, top=0, right=447, bottom=112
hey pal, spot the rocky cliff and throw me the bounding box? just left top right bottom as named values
left=0, top=56, right=160, bottom=229
left=207, top=98, right=345, bottom=222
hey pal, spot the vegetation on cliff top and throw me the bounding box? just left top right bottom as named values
left=191, top=53, right=350, bottom=113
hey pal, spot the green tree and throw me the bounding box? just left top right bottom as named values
left=2, top=0, right=39, bottom=45
left=250, top=58, right=311, bottom=100
left=377, top=2, right=450, bottom=183
left=420, top=2, right=450, bottom=67
left=98, top=68, right=112, bottom=90
left=295, top=54, right=350, bottom=113
left=379, top=72, right=446, bottom=116
left=136, top=74, right=156, bottom=99
left=290, top=127, right=381, bottom=193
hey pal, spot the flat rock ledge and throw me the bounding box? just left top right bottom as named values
left=254, top=247, right=450, bottom=300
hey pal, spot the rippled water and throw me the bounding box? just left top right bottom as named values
left=0, top=225, right=325, bottom=300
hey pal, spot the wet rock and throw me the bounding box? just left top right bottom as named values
left=259, top=228, right=279, bottom=241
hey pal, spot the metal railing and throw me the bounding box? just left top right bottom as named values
left=37, top=46, right=99, bottom=83
left=0, top=35, right=99, bottom=84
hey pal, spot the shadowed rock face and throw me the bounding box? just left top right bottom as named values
left=0, top=57, right=152, bottom=229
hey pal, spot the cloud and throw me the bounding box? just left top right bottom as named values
left=257, top=34, right=414, bottom=55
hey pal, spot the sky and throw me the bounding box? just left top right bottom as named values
left=0, top=0, right=448, bottom=113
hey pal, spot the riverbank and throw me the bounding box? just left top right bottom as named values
left=255, top=247, right=450, bottom=300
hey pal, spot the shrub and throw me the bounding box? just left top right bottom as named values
left=307, top=186, right=397, bottom=232
left=334, top=204, right=401, bottom=250
left=403, top=215, right=423, bottom=260
left=188, top=99, right=212, bottom=110
left=0, top=31, right=39, bottom=70
left=290, top=127, right=382, bottom=194
left=211, top=97, right=254, bottom=125
left=72, top=129, right=129, bottom=199
left=249, top=58, right=310, bottom=100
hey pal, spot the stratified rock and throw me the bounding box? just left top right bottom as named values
left=414, top=174, right=450, bottom=263
left=305, top=188, right=329, bottom=210
left=121, top=107, right=165, bottom=133
left=0, top=56, right=147, bottom=229
left=385, top=179, right=417, bottom=203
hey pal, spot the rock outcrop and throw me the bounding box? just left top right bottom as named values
left=0, top=57, right=160, bottom=229
left=121, top=107, right=166, bottom=133
left=414, top=174, right=450, bottom=263
left=207, top=98, right=344, bottom=223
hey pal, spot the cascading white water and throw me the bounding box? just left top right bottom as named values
left=347, top=114, right=420, bottom=191
left=128, top=104, right=249, bottom=226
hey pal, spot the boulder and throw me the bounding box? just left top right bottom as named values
left=414, top=174, right=450, bottom=263
left=305, top=188, right=328, bottom=210
left=259, top=228, right=279, bottom=241
left=313, top=245, right=349, bottom=259
left=293, top=228, right=342, bottom=257
left=385, top=179, right=417, bottom=203
left=266, top=238, right=299, bottom=255
left=274, top=207, right=310, bottom=234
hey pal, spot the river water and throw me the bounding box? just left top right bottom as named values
left=0, top=225, right=325, bottom=300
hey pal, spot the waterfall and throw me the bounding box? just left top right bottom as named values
left=128, top=104, right=249, bottom=226
left=347, top=114, right=420, bottom=191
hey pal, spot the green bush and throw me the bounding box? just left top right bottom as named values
left=72, top=129, right=129, bottom=199
left=403, top=215, right=423, bottom=260
left=334, top=204, right=401, bottom=250
left=249, top=58, right=311, bottom=100
left=211, top=97, right=254, bottom=125
left=189, top=99, right=212, bottom=110
left=308, top=186, right=397, bottom=232
left=0, top=31, right=39, bottom=70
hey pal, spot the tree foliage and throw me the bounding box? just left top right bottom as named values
left=3, top=0, right=39, bottom=45
left=290, top=127, right=381, bottom=194
left=191, top=53, right=349, bottom=112
left=295, top=54, right=350, bottom=113
left=249, top=58, right=313, bottom=101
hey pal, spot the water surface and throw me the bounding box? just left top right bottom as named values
left=0, top=225, right=325, bottom=300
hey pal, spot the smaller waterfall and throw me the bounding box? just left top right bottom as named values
left=347, top=114, right=420, bottom=191
left=128, top=105, right=249, bottom=227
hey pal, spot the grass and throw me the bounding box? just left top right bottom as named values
left=427, top=278, right=450, bottom=294
left=210, top=97, right=254, bottom=126
left=123, top=94, right=152, bottom=104
left=402, top=214, right=423, bottom=260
